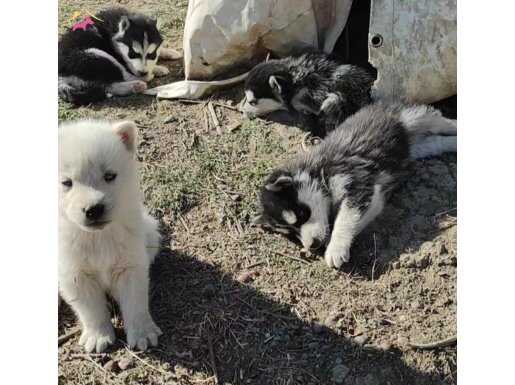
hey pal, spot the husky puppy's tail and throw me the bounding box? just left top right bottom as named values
left=58, top=77, right=107, bottom=106
left=398, top=104, right=457, bottom=159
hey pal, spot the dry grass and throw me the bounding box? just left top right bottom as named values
left=58, top=1, right=457, bottom=384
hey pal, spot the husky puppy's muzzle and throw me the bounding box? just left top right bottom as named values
left=239, top=92, right=287, bottom=119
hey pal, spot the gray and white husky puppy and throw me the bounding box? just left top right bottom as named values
left=58, top=7, right=177, bottom=105
left=240, top=52, right=375, bottom=136
left=59, top=120, right=162, bottom=352
left=254, top=102, right=457, bottom=268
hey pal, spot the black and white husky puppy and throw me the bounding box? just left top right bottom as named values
left=240, top=52, right=375, bottom=136
left=254, top=102, right=457, bottom=268
left=59, top=7, right=175, bottom=105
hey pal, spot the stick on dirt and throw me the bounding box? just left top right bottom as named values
left=409, top=335, right=457, bottom=350
left=207, top=334, right=219, bottom=384
left=207, top=102, right=223, bottom=135
left=58, top=327, right=81, bottom=346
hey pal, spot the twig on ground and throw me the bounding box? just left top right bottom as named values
left=123, top=345, right=171, bottom=376
left=178, top=214, right=190, bottom=232
left=177, top=99, right=240, bottom=112
left=409, top=335, right=457, bottom=350
left=207, top=334, right=219, bottom=384
left=207, top=102, right=223, bottom=134
left=246, top=261, right=265, bottom=269
left=203, top=108, right=210, bottom=133
left=58, top=327, right=80, bottom=346
left=84, top=355, right=121, bottom=385
left=70, top=352, right=108, bottom=359
left=275, top=251, right=311, bottom=264
left=371, top=233, right=378, bottom=281
left=434, top=208, right=457, bottom=217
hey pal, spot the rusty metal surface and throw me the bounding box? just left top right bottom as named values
left=369, top=0, right=457, bottom=103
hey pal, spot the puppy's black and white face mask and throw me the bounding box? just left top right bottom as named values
left=241, top=62, right=292, bottom=118
left=114, top=15, right=163, bottom=81
left=254, top=170, right=331, bottom=251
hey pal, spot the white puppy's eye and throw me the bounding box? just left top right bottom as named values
left=62, top=179, right=72, bottom=188
left=104, top=172, right=117, bottom=183
left=248, top=99, right=257, bottom=106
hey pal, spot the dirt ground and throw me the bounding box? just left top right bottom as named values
left=58, top=1, right=457, bottom=384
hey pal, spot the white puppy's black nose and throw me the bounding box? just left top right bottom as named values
left=84, top=204, right=105, bottom=221
left=138, top=70, right=148, bottom=77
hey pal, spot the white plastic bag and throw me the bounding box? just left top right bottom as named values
left=182, top=0, right=352, bottom=80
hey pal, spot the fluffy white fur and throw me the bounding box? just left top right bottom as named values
left=58, top=120, right=162, bottom=353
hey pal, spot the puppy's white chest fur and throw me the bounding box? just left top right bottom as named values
left=59, top=217, right=146, bottom=290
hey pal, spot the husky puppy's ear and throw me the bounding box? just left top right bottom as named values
left=269, top=75, right=286, bottom=97
left=119, top=15, right=131, bottom=34
left=265, top=173, right=293, bottom=192
left=112, top=121, right=137, bottom=153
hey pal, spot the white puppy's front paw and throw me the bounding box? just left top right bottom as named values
left=324, top=243, right=351, bottom=269
left=79, top=324, right=115, bottom=353
left=126, top=314, right=162, bottom=351
left=153, top=65, right=170, bottom=77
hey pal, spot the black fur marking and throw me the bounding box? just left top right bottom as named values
left=260, top=171, right=311, bottom=235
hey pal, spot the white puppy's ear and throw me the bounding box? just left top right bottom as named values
left=112, top=121, right=137, bottom=152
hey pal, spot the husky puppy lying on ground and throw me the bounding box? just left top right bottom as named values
left=240, top=52, right=375, bottom=136
left=58, top=7, right=178, bottom=105
left=254, top=102, right=457, bottom=268
left=59, top=120, right=162, bottom=352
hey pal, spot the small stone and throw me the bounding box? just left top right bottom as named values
left=236, top=270, right=259, bottom=283
left=353, top=334, right=369, bottom=346
left=332, top=363, right=350, bottom=384
left=104, top=360, right=118, bottom=372
left=324, top=311, right=343, bottom=328
left=118, top=357, right=134, bottom=370
left=414, top=254, right=430, bottom=268
left=378, top=341, right=392, bottom=351
left=396, top=335, right=409, bottom=348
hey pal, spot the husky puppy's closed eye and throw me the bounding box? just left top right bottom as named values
left=254, top=102, right=457, bottom=268
left=59, top=120, right=162, bottom=352
left=241, top=52, right=374, bottom=136
left=58, top=7, right=174, bottom=105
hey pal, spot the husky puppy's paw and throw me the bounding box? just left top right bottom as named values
left=320, top=93, right=342, bottom=115
left=153, top=65, right=170, bottom=77
left=324, top=242, right=351, bottom=269
left=132, top=80, right=148, bottom=93
left=79, top=324, right=116, bottom=353
left=126, top=314, right=163, bottom=351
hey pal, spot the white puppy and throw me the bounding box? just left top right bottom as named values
left=58, top=120, right=162, bottom=353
